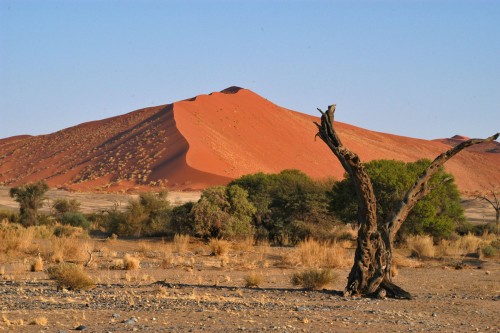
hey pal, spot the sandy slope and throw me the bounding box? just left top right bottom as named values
left=0, top=87, right=498, bottom=192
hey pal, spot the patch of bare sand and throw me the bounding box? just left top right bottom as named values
left=0, top=187, right=200, bottom=213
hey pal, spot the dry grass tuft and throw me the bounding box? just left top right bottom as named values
left=30, top=317, right=48, bottom=326
left=47, top=263, right=95, bottom=290
left=173, top=234, right=190, bottom=253
left=1, top=314, right=24, bottom=327
left=331, top=224, right=358, bottom=242
left=291, top=238, right=350, bottom=268
left=244, top=272, right=264, bottom=288
left=406, top=235, right=435, bottom=258
left=291, top=268, right=337, bottom=290
left=31, top=256, right=43, bottom=272
left=233, top=236, right=255, bottom=252
left=209, top=238, right=231, bottom=257
left=459, top=233, right=484, bottom=253
left=111, top=259, right=124, bottom=270
left=123, top=254, right=140, bottom=270
left=0, top=225, right=35, bottom=254
left=220, top=255, right=230, bottom=267
left=50, top=238, right=88, bottom=263
left=437, top=233, right=488, bottom=257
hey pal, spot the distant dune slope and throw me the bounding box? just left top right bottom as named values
left=0, top=87, right=498, bottom=192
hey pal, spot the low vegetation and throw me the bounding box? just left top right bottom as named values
left=3, top=165, right=482, bottom=247
left=291, top=268, right=337, bottom=290
left=1, top=170, right=498, bottom=299
left=47, top=263, right=95, bottom=290
left=244, top=272, right=264, bottom=288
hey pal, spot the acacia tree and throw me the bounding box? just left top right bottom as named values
left=315, top=104, right=498, bottom=299
left=9, top=181, right=49, bottom=227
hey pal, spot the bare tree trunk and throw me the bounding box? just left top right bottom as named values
left=316, top=104, right=499, bottom=299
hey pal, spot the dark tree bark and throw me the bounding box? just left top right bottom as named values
left=315, top=104, right=499, bottom=299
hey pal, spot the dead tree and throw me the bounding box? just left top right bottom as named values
left=473, top=188, right=500, bottom=235
left=315, top=104, right=499, bottom=299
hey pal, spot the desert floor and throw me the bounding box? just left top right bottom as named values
left=0, top=236, right=499, bottom=333
left=0, top=189, right=498, bottom=332
left=0, top=187, right=201, bottom=214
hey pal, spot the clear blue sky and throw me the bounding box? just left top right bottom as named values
left=1, top=0, right=499, bottom=140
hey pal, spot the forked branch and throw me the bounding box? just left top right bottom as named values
left=387, top=133, right=499, bottom=240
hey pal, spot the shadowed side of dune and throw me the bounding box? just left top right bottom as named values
left=148, top=104, right=233, bottom=190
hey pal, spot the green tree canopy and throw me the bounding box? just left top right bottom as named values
left=107, top=191, right=171, bottom=237
left=329, top=159, right=465, bottom=239
left=231, top=170, right=338, bottom=244
left=192, top=185, right=256, bottom=239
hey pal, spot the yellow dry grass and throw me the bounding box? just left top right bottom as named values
left=437, top=233, right=489, bottom=257
left=406, top=235, right=435, bottom=258
left=173, top=234, right=190, bottom=254
left=288, top=238, right=351, bottom=268
left=123, top=254, right=140, bottom=270
left=31, top=257, right=43, bottom=272
left=208, top=239, right=231, bottom=257
left=244, top=272, right=264, bottom=288
left=30, top=317, right=48, bottom=326
left=291, top=268, right=337, bottom=290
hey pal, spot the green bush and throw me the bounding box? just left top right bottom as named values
left=98, top=191, right=172, bottom=237
left=60, top=212, right=91, bottom=229
left=170, top=202, right=195, bottom=235
left=9, top=181, right=49, bottom=226
left=52, top=198, right=81, bottom=215
left=231, top=170, right=338, bottom=245
left=482, top=245, right=498, bottom=258
left=191, top=185, right=255, bottom=239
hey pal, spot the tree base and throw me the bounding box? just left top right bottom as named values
left=344, top=282, right=412, bottom=300
left=379, top=280, right=413, bottom=300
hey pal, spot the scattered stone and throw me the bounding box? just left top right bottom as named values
left=75, top=325, right=88, bottom=331
left=123, top=317, right=139, bottom=324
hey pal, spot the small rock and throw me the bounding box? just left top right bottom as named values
left=75, top=326, right=87, bottom=331
left=112, top=313, right=120, bottom=318
left=296, top=306, right=308, bottom=312
left=432, top=312, right=437, bottom=317
left=123, top=317, right=138, bottom=324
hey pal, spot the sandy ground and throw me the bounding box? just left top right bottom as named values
left=0, top=239, right=499, bottom=333
left=0, top=187, right=201, bottom=213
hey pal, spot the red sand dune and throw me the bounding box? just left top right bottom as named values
left=0, top=87, right=498, bottom=193
left=434, top=135, right=500, bottom=154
